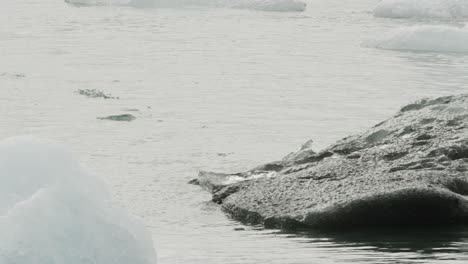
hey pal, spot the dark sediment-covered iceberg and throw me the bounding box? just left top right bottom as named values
left=197, top=94, right=468, bottom=229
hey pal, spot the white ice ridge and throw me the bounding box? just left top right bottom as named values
left=374, top=0, right=468, bottom=19
left=65, top=0, right=307, bottom=12
left=0, top=136, right=157, bottom=264
left=365, top=25, right=468, bottom=53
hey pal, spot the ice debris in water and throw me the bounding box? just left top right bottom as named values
left=122, top=108, right=141, bottom=112
left=77, top=89, right=118, bottom=99
left=374, top=0, right=468, bottom=19
left=0, top=73, right=26, bottom=79
left=365, top=25, right=468, bottom=53
left=227, top=0, right=306, bottom=12
left=0, top=136, right=157, bottom=264
left=65, top=0, right=130, bottom=6
left=66, top=0, right=307, bottom=12
left=198, top=170, right=277, bottom=192
left=98, top=114, right=137, bottom=121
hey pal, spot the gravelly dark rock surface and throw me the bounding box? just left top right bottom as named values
left=198, top=94, right=468, bottom=229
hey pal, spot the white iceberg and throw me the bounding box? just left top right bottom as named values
left=0, top=136, right=157, bottom=264
left=228, top=0, right=306, bottom=12
left=365, top=25, right=468, bottom=53
left=65, top=0, right=307, bottom=12
left=374, top=0, right=468, bottom=19
left=65, top=0, right=130, bottom=6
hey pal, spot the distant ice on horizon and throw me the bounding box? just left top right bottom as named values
left=374, top=0, right=468, bottom=19
left=65, top=0, right=307, bottom=12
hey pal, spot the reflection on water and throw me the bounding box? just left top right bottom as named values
left=270, top=227, right=468, bottom=263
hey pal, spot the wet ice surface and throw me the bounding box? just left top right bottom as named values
left=1, top=0, right=468, bottom=263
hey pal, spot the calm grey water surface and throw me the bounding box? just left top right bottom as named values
left=1, top=0, right=468, bottom=263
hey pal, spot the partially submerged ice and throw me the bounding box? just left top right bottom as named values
left=65, top=0, right=307, bottom=12
left=366, top=25, right=468, bottom=54
left=374, top=0, right=468, bottom=19
left=98, top=114, right=136, bottom=121
left=131, top=0, right=306, bottom=11
left=0, top=136, right=157, bottom=264
left=77, top=89, right=118, bottom=99
left=198, top=94, right=468, bottom=229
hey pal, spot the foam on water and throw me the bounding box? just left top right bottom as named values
left=366, top=25, right=468, bottom=53
left=374, top=0, right=468, bottom=19
left=65, top=0, right=307, bottom=12
left=0, top=136, right=157, bottom=264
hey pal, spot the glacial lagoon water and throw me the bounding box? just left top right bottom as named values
left=1, top=0, right=468, bottom=263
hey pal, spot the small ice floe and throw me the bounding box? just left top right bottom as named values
left=365, top=25, right=468, bottom=54
left=0, top=73, right=26, bottom=79
left=228, top=0, right=307, bottom=12
left=217, top=152, right=234, bottom=157
left=67, top=0, right=307, bottom=12
left=122, top=108, right=140, bottom=112
left=77, top=89, right=118, bottom=99
left=65, top=0, right=130, bottom=6
left=374, top=0, right=468, bottom=19
left=98, top=114, right=136, bottom=121
left=198, top=170, right=278, bottom=193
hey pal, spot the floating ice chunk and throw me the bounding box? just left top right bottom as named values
left=77, top=89, right=118, bottom=99
left=365, top=25, right=468, bottom=53
left=0, top=136, right=157, bottom=264
left=65, top=0, right=131, bottom=6
left=66, top=0, right=306, bottom=12
left=374, top=0, right=468, bottom=19
left=131, top=0, right=306, bottom=12
left=199, top=170, right=277, bottom=192
left=98, top=114, right=137, bottom=121
left=228, top=0, right=307, bottom=12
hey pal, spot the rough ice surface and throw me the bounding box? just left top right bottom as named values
left=200, top=94, right=468, bottom=229
left=366, top=25, right=468, bottom=53
left=374, top=0, right=468, bottom=19
left=65, top=0, right=307, bottom=12
left=0, top=136, right=157, bottom=264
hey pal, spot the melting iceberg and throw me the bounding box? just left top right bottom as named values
left=366, top=25, right=468, bottom=53
left=65, top=0, right=307, bottom=12
left=65, top=0, right=130, bottom=5
left=374, top=0, right=468, bottom=19
left=222, top=0, right=306, bottom=12
left=0, top=136, right=157, bottom=264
